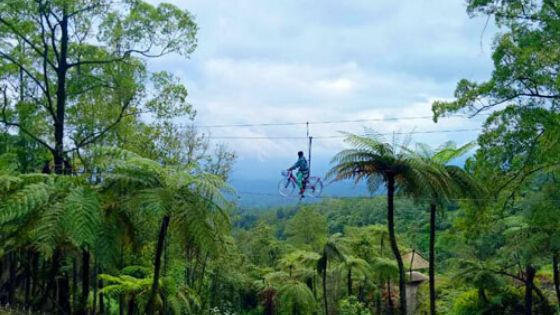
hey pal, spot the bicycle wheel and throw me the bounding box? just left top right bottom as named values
left=305, top=177, right=323, bottom=198
left=278, top=178, right=296, bottom=197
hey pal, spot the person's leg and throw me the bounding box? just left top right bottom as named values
left=302, top=171, right=309, bottom=190
left=296, top=171, right=304, bottom=189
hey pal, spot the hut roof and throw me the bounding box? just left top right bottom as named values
left=408, top=271, right=428, bottom=283
left=402, top=251, right=429, bottom=270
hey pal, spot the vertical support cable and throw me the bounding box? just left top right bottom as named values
left=308, top=136, right=313, bottom=174
left=306, top=121, right=312, bottom=173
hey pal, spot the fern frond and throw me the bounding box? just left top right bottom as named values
left=0, top=182, right=51, bottom=224
left=63, top=186, right=102, bottom=248
left=0, top=174, right=23, bottom=193
left=29, top=202, right=65, bottom=256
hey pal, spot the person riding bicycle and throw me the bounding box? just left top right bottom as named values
left=287, top=151, right=309, bottom=195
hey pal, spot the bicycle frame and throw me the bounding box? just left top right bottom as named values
left=285, top=171, right=313, bottom=188
left=280, top=170, right=323, bottom=198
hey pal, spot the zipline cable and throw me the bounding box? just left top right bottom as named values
left=235, top=190, right=560, bottom=202
left=207, top=128, right=482, bottom=140
left=194, top=114, right=490, bottom=129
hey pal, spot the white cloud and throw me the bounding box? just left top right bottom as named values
left=146, top=0, right=497, bottom=179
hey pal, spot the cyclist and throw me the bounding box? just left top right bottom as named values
left=287, top=151, right=309, bottom=196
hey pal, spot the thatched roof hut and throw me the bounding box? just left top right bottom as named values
left=402, top=250, right=429, bottom=270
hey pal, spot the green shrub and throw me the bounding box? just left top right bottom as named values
left=338, top=296, right=372, bottom=315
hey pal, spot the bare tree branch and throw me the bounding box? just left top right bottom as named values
left=0, top=15, right=57, bottom=69
left=67, top=2, right=105, bottom=18
left=66, top=97, right=134, bottom=152
left=0, top=51, right=47, bottom=94
left=67, top=47, right=170, bottom=69
left=67, top=83, right=116, bottom=98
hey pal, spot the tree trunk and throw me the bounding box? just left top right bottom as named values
left=429, top=203, right=437, bottom=315
left=92, top=264, right=98, bottom=315
left=78, top=249, right=90, bottom=315
left=99, top=274, right=105, bottom=315
left=8, top=252, right=16, bottom=305
left=553, top=253, right=560, bottom=307
left=24, top=251, right=31, bottom=306
left=120, top=242, right=125, bottom=315
left=31, top=252, right=39, bottom=296
left=322, top=263, right=328, bottom=315
left=41, top=248, right=62, bottom=308
left=57, top=273, right=71, bottom=315
left=478, top=288, right=488, bottom=305
left=197, top=252, right=209, bottom=293
left=358, top=278, right=365, bottom=302
left=53, top=9, right=69, bottom=174
left=314, top=275, right=318, bottom=299
left=387, top=175, right=406, bottom=315
left=374, top=282, right=381, bottom=314
left=380, top=232, right=385, bottom=256
left=387, top=280, right=394, bottom=315
left=525, top=265, right=536, bottom=315
left=119, top=295, right=125, bottom=315
left=127, top=295, right=135, bottom=315
left=72, top=258, right=78, bottom=309
left=347, top=267, right=352, bottom=296
left=145, top=215, right=170, bottom=314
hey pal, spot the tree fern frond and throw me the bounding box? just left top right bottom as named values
left=94, top=219, right=120, bottom=267
left=63, top=186, right=102, bottom=247
left=371, top=257, right=398, bottom=282
left=0, top=153, right=19, bottom=172
left=0, top=182, right=51, bottom=224
left=278, top=280, right=316, bottom=313
left=18, top=173, right=49, bottom=185
left=29, top=202, right=65, bottom=257
left=0, top=174, right=23, bottom=193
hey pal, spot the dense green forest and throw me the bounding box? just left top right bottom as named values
left=1, top=0, right=560, bottom=314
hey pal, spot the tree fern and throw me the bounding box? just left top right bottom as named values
left=278, top=280, right=316, bottom=315
left=62, top=186, right=102, bottom=248
left=0, top=174, right=22, bottom=194
left=0, top=181, right=51, bottom=224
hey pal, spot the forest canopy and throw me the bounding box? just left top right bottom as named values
left=1, top=0, right=560, bottom=315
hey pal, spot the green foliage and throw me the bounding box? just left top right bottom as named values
left=1, top=2, right=560, bottom=314
left=432, top=0, right=560, bottom=121
left=338, top=296, right=372, bottom=315
left=371, top=257, right=399, bottom=283
left=278, top=280, right=316, bottom=315
left=285, top=206, right=327, bottom=251
left=451, top=287, right=529, bottom=315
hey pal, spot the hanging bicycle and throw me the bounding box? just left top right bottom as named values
left=278, top=170, right=323, bottom=198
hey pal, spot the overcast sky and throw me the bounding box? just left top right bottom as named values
left=147, top=0, right=497, bottom=180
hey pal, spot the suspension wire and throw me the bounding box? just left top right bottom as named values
left=306, top=121, right=312, bottom=174
left=207, top=128, right=482, bottom=140
left=234, top=190, right=560, bottom=203
left=194, top=114, right=490, bottom=129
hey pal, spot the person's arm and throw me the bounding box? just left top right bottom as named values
left=288, top=160, right=301, bottom=171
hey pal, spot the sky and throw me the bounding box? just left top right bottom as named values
left=147, top=0, right=498, bottom=182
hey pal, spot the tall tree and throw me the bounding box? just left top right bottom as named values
left=335, top=256, right=370, bottom=296
left=432, top=0, right=560, bottom=120
left=285, top=207, right=328, bottom=252
left=102, top=150, right=230, bottom=314
left=414, top=141, right=483, bottom=315
left=316, top=235, right=345, bottom=315
left=329, top=133, right=439, bottom=315
left=0, top=0, right=197, bottom=173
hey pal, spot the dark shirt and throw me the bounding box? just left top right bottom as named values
left=289, top=157, right=309, bottom=172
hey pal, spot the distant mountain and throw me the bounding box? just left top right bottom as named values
left=228, top=178, right=370, bottom=208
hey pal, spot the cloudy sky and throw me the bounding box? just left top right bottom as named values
left=148, top=0, right=497, bottom=181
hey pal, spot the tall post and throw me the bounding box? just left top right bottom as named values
left=308, top=136, right=313, bottom=173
